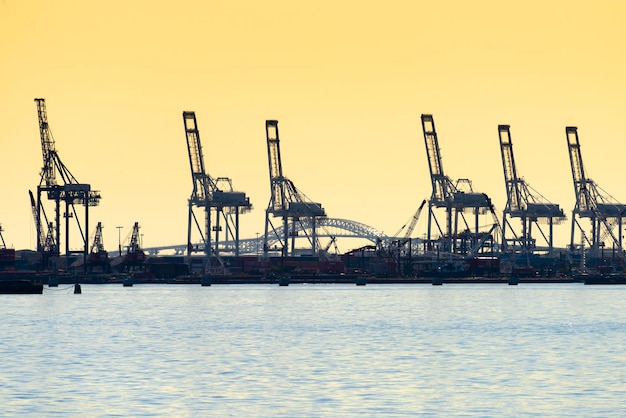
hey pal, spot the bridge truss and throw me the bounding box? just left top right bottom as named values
left=142, top=217, right=391, bottom=256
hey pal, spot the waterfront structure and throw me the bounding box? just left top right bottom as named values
left=420, top=114, right=499, bottom=255
left=33, top=98, right=101, bottom=271
left=183, top=111, right=251, bottom=263
left=566, top=126, right=626, bottom=257
left=498, top=124, right=565, bottom=256
left=263, top=120, right=326, bottom=257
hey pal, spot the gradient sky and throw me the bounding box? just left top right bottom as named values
left=1, top=0, right=625, bottom=252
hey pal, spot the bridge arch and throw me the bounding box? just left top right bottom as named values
left=143, top=218, right=389, bottom=255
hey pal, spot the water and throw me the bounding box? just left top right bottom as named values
left=2, top=283, right=625, bottom=417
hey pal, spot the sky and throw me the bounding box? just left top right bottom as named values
left=1, top=0, right=625, bottom=253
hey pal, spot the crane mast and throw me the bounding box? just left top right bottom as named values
left=499, top=125, right=564, bottom=256
left=264, top=120, right=326, bottom=257
left=567, top=126, right=626, bottom=256
left=183, top=111, right=251, bottom=265
left=34, top=98, right=100, bottom=272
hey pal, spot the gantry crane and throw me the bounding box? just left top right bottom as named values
left=498, top=125, right=565, bottom=256
left=34, top=98, right=100, bottom=270
left=264, top=120, right=326, bottom=257
left=183, top=111, right=251, bottom=261
left=421, top=114, right=498, bottom=255
left=567, top=126, right=626, bottom=256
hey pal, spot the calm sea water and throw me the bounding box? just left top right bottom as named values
left=1, top=283, right=625, bottom=417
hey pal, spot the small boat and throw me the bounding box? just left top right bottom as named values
left=582, top=274, right=626, bottom=285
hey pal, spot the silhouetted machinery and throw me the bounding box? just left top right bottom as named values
left=498, top=125, right=565, bottom=256
left=421, top=114, right=498, bottom=255
left=86, top=222, right=109, bottom=272
left=566, top=126, right=626, bottom=256
left=264, top=120, right=326, bottom=256
left=33, top=98, right=101, bottom=270
left=183, top=111, right=251, bottom=259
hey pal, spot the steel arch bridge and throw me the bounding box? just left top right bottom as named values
left=142, top=218, right=390, bottom=256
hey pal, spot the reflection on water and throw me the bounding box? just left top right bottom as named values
left=1, top=284, right=625, bottom=416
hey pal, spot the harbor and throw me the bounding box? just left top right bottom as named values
left=3, top=102, right=626, bottom=290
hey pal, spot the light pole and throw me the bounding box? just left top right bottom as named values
left=116, top=226, right=123, bottom=256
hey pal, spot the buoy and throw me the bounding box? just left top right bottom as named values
left=508, top=277, right=519, bottom=286
left=279, top=276, right=290, bottom=286
left=201, top=277, right=212, bottom=286
left=432, top=278, right=443, bottom=286
left=355, top=277, right=367, bottom=286
left=74, top=283, right=82, bottom=294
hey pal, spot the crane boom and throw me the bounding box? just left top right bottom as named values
left=421, top=114, right=454, bottom=203
left=183, top=111, right=217, bottom=203
left=35, top=98, right=57, bottom=187
left=567, top=127, right=594, bottom=213
left=265, top=120, right=287, bottom=213
left=498, top=125, right=523, bottom=212
left=394, top=199, right=427, bottom=239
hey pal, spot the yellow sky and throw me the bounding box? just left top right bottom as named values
left=1, top=0, right=625, bottom=251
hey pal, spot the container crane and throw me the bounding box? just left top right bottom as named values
left=421, top=114, right=498, bottom=255
left=498, top=125, right=565, bottom=256
left=567, top=126, right=626, bottom=256
left=264, top=120, right=326, bottom=257
left=34, top=98, right=100, bottom=270
left=183, top=111, right=251, bottom=260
